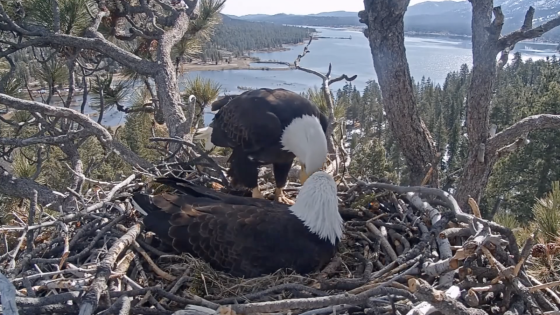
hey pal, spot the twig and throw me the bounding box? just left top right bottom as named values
left=226, top=286, right=415, bottom=314
left=366, top=222, right=398, bottom=262
left=25, top=190, right=38, bottom=253
left=213, top=283, right=328, bottom=304
left=408, top=279, right=487, bottom=315
left=78, top=223, right=142, bottom=315
left=529, top=280, right=560, bottom=293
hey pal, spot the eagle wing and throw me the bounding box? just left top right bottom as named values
left=146, top=193, right=317, bottom=277
left=210, top=90, right=285, bottom=151
left=154, top=176, right=285, bottom=207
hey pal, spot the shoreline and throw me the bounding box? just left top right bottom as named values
left=18, top=30, right=559, bottom=97
left=112, top=41, right=309, bottom=80
left=330, top=25, right=559, bottom=45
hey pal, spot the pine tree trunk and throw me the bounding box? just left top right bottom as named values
left=153, top=61, right=191, bottom=141
left=360, top=1, right=438, bottom=186
left=153, top=11, right=195, bottom=145
left=454, top=0, right=502, bottom=211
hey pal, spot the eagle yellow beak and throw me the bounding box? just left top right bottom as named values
left=299, top=161, right=328, bottom=185
left=299, top=163, right=309, bottom=185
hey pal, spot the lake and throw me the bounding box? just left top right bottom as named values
left=82, top=27, right=560, bottom=127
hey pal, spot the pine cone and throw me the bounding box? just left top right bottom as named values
left=532, top=243, right=547, bottom=258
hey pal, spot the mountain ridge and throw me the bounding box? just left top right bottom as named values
left=228, top=0, right=560, bottom=42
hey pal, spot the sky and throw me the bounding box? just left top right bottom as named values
left=221, top=0, right=458, bottom=16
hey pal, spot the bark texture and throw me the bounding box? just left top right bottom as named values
left=154, top=11, right=193, bottom=143
left=360, top=0, right=438, bottom=186
left=454, top=1, right=502, bottom=211
left=359, top=0, right=560, bottom=210
left=454, top=1, right=560, bottom=210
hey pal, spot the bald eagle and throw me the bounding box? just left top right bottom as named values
left=130, top=171, right=343, bottom=278
left=194, top=88, right=329, bottom=205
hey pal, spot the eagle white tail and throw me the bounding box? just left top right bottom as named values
left=194, top=126, right=216, bottom=151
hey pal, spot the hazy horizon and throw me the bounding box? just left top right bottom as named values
left=221, top=0, right=463, bottom=16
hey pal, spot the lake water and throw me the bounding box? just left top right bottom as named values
left=82, top=27, right=559, bottom=127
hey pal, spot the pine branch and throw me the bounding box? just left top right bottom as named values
left=0, top=93, right=153, bottom=170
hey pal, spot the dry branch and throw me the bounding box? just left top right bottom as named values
left=1, top=159, right=557, bottom=315
left=78, top=223, right=142, bottom=315
left=0, top=93, right=153, bottom=170
left=408, top=279, right=487, bottom=315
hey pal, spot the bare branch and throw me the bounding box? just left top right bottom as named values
left=0, top=168, right=66, bottom=207
left=408, top=279, right=487, bottom=315
left=0, top=130, right=95, bottom=147
left=52, top=0, right=61, bottom=33
left=330, top=74, right=358, bottom=86
left=0, top=3, right=40, bottom=36
left=25, top=190, right=38, bottom=252
left=498, top=12, right=560, bottom=50
left=78, top=224, right=142, bottom=315
left=521, top=6, right=535, bottom=31
left=41, top=34, right=158, bottom=76
left=164, top=11, right=193, bottom=48
left=0, top=93, right=153, bottom=170
left=487, top=114, right=560, bottom=155
left=227, top=286, right=414, bottom=314
left=491, top=6, right=504, bottom=31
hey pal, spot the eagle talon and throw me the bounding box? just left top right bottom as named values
left=275, top=188, right=295, bottom=205
left=252, top=187, right=264, bottom=199
left=277, top=195, right=295, bottom=205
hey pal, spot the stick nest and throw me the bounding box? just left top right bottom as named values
left=1, top=170, right=560, bottom=315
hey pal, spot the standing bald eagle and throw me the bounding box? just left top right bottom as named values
left=194, top=88, right=329, bottom=205
left=131, top=171, right=343, bottom=278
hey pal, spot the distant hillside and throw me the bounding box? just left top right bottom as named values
left=234, top=0, right=560, bottom=42
left=238, top=13, right=360, bottom=27
left=308, top=11, right=358, bottom=17
left=203, top=15, right=316, bottom=58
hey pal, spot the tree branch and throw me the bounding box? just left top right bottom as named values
left=486, top=114, right=560, bottom=155
left=521, top=6, right=535, bottom=31
left=78, top=224, right=142, bottom=315
left=498, top=9, right=560, bottom=50
left=408, top=279, right=487, bottom=315
left=0, top=93, right=153, bottom=170
left=0, top=130, right=95, bottom=147
left=227, top=286, right=414, bottom=314
left=37, top=34, right=159, bottom=76
left=0, top=168, right=66, bottom=207
left=52, top=0, right=61, bottom=33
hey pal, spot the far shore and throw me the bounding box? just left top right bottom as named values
left=14, top=30, right=558, bottom=104
left=112, top=57, right=293, bottom=81
left=329, top=25, right=559, bottom=45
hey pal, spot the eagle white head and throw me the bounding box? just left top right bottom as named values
left=289, top=171, right=343, bottom=245
left=280, top=114, right=328, bottom=184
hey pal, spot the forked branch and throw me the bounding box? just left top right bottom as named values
left=487, top=114, right=560, bottom=156
left=498, top=7, right=560, bottom=50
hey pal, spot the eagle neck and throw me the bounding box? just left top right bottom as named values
left=288, top=171, right=343, bottom=245
left=280, top=114, right=328, bottom=174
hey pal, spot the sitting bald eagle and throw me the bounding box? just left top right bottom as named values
left=194, top=88, right=329, bottom=205
left=131, top=171, right=343, bottom=278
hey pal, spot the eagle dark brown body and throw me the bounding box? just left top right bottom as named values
left=131, top=176, right=339, bottom=278
left=195, top=88, right=329, bottom=204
